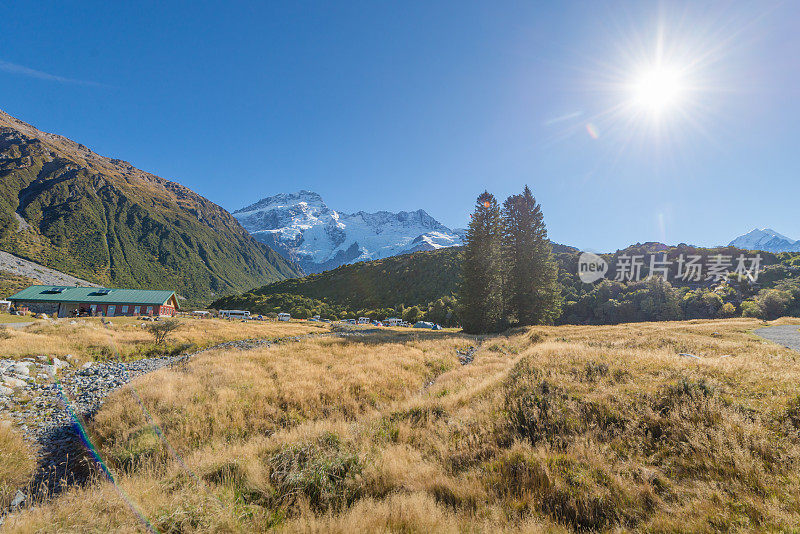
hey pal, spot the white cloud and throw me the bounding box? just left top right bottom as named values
left=0, top=59, right=104, bottom=86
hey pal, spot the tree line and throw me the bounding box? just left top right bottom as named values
left=458, top=187, right=562, bottom=334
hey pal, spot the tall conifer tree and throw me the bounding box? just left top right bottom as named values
left=458, top=191, right=502, bottom=333
left=501, top=186, right=562, bottom=325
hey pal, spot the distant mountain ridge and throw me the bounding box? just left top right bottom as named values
left=233, top=190, right=463, bottom=273
left=729, top=228, right=800, bottom=253
left=0, top=109, right=302, bottom=302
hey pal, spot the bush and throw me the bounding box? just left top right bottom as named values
left=757, top=289, right=791, bottom=320
left=145, top=318, right=181, bottom=345
left=741, top=300, right=763, bottom=318
left=719, top=302, right=737, bottom=317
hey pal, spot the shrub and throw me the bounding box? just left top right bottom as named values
left=756, top=289, right=792, bottom=320
left=741, top=299, right=763, bottom=318
left=719, top=302, right=737, bottom=317
left=145, top=318, right=181, bottom=345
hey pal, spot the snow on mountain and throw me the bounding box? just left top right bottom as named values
left=729, top=228, right=800, bottom=253
left=233, top=191, right=463, bottom=273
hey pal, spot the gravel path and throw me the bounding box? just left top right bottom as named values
left=0, top=322, right=35, bottom=329
left=754, top=325, right=800, bottom=352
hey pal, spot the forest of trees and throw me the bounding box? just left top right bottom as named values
left=458, top=187, right=561, bottom=333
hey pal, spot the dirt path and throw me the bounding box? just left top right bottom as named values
left=754, top=325, right=800, bottom=352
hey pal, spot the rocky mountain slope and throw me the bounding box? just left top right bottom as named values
left=233, top=191, right=463, bottom=273
left=0, top=110, right=301, bottom=301
left=729, top=228, right=800, bottom=253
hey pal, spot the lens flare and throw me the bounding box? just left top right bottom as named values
left=629, top=65, right=685, bottom=114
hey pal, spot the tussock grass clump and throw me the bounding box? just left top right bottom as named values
left=268, top=432, right=363, bottom=511
left=0, top=326, right=13, bottom=340
left=502, top=360, right=582, bottom=448
left=487, top=445, right=653, bottom=530
left=0, top=423, right=36, bottom=509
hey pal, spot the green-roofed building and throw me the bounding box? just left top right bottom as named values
left=7, top=285, right=179, bottom=318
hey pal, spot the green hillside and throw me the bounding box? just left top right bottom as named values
left=0, top=110, right=302, bottom=303
left=214, top=241, right=800, bottom=325
left=211, top=247, right=462, bottom=322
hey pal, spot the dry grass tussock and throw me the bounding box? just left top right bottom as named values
left=0, top=422, right=36, bottom=509
left=6, top=318, right=800, bottom=532
left=0, top=317, right=322, bottom=363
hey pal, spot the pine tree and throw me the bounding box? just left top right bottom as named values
left=458, top=191, right=502, bottom=333
left=501, top=186, right=562, bottom=325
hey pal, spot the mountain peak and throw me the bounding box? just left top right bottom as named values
left=234, top=190, right=328, bottom=215
left=233, top=191, right=463, bottom=273
left=729, top=228, right=799, bottom=252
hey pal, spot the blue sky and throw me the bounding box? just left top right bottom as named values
left=1, top=1, right=797, bottom=252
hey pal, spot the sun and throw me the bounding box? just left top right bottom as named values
left=628, top=64, right=686, bottom=116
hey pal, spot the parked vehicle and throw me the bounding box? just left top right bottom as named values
left=277, top=313, right=291, bottom=322
left=220, top=310, right=251, bottom=320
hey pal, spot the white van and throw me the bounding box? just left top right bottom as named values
left=277, top=313, right=291, bottom=322
left=220, top=310, right=251, bottom=319
left=358, top=317, right=371, bottom=325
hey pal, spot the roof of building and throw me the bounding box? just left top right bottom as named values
left=7, top=285, right=178, bottom=307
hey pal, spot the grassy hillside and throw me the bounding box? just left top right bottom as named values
left=0, top=272, right=40, bottom=299
left=0, top=110, right=302, bottom=303
left=211, top=247, right=462, bottom=320
left=7, top=319, right=800, bottom=531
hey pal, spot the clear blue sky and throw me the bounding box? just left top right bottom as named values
left=1, top=1, right=797, bottom=252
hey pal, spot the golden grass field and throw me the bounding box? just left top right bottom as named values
left=4, top=318, right=800, bottom=532
left=0, top=317, right=324, bottom=363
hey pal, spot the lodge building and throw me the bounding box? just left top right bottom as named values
left=7, top=285, right=179, bottom=318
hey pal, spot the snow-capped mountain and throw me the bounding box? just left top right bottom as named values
left=233, top=191, right=463, bottom=273
left=729, top=228, right=800, bottom=253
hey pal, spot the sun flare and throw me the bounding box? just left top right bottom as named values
left=629, top=64, right=686, bottom=115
